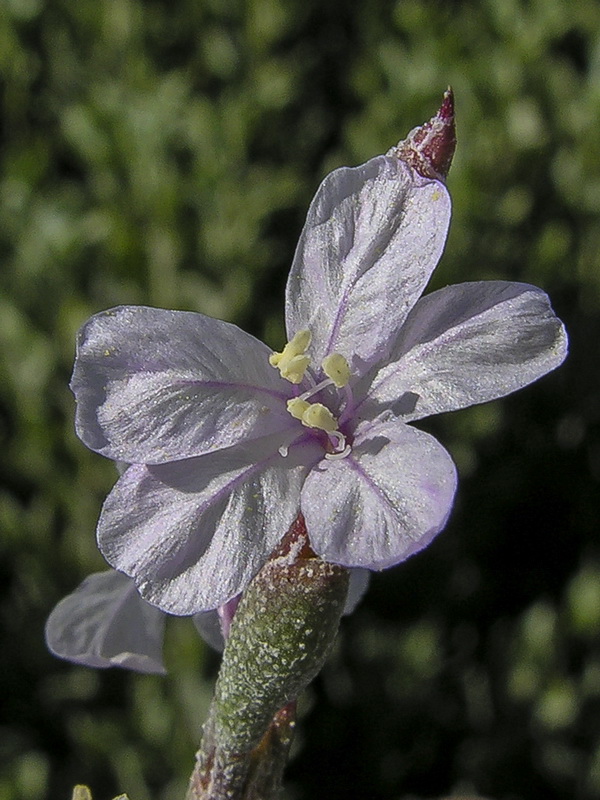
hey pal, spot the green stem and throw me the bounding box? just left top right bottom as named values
left=185, top=515, right=349, bottom=800
left=185, top=702, right=296, bottom=800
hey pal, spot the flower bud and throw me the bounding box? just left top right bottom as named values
left=389, top=87, right=456, bottom=180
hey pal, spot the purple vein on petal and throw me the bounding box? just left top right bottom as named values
left=345, top=452, right=395, bottom=511
left=323, top=282, right=353, bottom=360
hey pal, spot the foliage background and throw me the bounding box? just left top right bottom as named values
left=1, top=0, right=599, bottom=798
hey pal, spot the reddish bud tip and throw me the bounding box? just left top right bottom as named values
left=389, top=87, right=456, bottom=181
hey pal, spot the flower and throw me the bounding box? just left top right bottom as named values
left=70, top=98, right=567, bottom=616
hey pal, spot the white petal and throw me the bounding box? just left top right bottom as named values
left=72, top=306, right=293, bottom=463
left=344, top=569, right=371, bottom=613
left=193, top=611, right=225, bottom=652
left=98, top=435, right=320, bottom=614
left=302, top=418, right=457, bottom=570
left=45, top=571, right=166, bottom=674
left=360, top=281, right=568, bottom=420
left=286, top=156, right=451, bottom=371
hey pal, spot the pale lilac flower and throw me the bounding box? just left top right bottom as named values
left=46, top=568, right=370, bottom=671
left=70, top=127, right=567, bottom=617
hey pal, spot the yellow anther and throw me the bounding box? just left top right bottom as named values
left=280, top=354, right=311, bottom=384
left=322, top=353, right=351, bottom=388
left=301, top=403, right=338, bottom=433
left=269, top=330, right=312, bottom=384
left=286, top=397, right=311, bottom=421
left=269, top=330, right=311, bottom=367
left=287, top=398, right=338, bottom=432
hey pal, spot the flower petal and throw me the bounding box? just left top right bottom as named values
left=71, top=306, right=294, bottom=464
left=193, top=610, right=226, bottom=652
left=285, top=156, right=451, bottom=371
left=301, top=418, right=457, bottom=570
left=360, top=281, right=568, bottom=420
left=98, top=435, right=321, bottom=615
left=344, top=568, right=371, bottom=613
left=45, top=570, right=166, bottom=674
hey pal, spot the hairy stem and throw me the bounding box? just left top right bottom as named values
left=186, top=515, right=349, bottom=800
left=186, top=702, right=296, bottom=800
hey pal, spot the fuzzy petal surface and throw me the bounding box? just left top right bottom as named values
left=98, top=435, right=321, bottom=614
left=45, top=571, right=166, bottom=674
left=360, top=281, right=568, bottom=420
left=72, top=306, right=293, bottom=464
left=285, top=156, right=451, bottom=370
left=302, top=418, right=457, bottom=570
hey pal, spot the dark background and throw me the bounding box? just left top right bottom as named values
left=1, top=1, right=599, bottom=798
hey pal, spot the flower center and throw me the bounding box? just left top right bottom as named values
left=270, top=331, right=352, bottom=459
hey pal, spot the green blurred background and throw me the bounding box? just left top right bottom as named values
left=1, top=0, right=599, bottom=798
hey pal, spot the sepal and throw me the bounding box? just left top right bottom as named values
left=211, top=515, right=349, bottom=753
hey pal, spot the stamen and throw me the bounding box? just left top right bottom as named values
left=301, top=403, right=338, bottom=433
left=338, top=384, right=356, bottom=426
left=276, top=335, right=353, bottom=462
left=322, top=353, right=351, bottom=388
left=298, top=377, right=334, bottom=402
left=287, top=397, right=311, bottom=421
left=302, top=370, right=318, bottom=391
left=270, top=330, right=312, bottom=384
left=277, top=431, right=308, bottom=459
left=288, top=398, right=339, bottom=436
